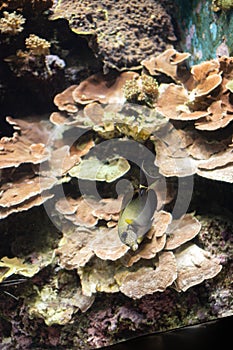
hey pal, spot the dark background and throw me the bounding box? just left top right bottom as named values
left=102, top=316, right=232, bottom=350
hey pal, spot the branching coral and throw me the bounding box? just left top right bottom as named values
left=25, top=34, right=51, bottom=56
left=0, top=11, right=25, bottom=35
left=5, top=33, right=65, bottom=83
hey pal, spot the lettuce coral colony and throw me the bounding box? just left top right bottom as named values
left=0, top=0, right=232, bottom=348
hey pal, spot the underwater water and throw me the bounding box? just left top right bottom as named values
left=0, top=0, right=232, bottom=349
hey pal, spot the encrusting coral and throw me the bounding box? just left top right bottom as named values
left=50, top=0, right=177, bottom=72
left=0, top=10, right=25, bottom=35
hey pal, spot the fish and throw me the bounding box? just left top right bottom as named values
left=118, top=186, right=157, bottom=251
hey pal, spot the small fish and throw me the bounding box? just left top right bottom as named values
left=118, top=187, right=157, bottom=251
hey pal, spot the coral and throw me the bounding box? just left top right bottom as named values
left=116, top=252, right=177, bottom=299
left=0, top=115, right=91, bottom=219
left=0, top=117, right=57, bottom=218
left=54, top=209, right=222, bottom=300
left=123, top=74, right=159, bottom=106
left=55, top=195, right=123, bottom=228
left=72, top=72, right=138, bottom=105
left=165, top=214, right=202, bottom=250
left=0, top=176, right=56, bottom=219
left=55, top=225, right=129, bottom=270
left=0, top=11, right=25, bottom=35
left=0, top=0, right=54, bottom=14
left=0, top=257, right=40, bottom=283
left=69, top=157, right=130, bottom=183
left=156, top=54, right=233, bottom=131
left=50, top=72, right=168, bottom=141
left=226, top=79, right=233, bottom=92
left=50, top=0, right=176, bottom=71
left=25, top=34, right=51, bottom=56
left=173, top=243, right=222, bottom=292
left=142, top=48, right=191, bottom=83
left=0, top=117, right=50, bottom=169
left=153, top=122, right=233, bottom=182
left=0, top=117, right=55, bottom=219
left=1, top=25, right=233, bottom=344
left=53, top=85, right=78, bottom=113
left=27, top=270, right=95, bottom=326
left=5, top=35, right=65, bottom=85
left=212, top=0, right=233, bottom=11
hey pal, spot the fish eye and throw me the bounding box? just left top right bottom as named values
left=121, top=231, right=127, bottom=240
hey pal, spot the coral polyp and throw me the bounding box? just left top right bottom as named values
left=0, top=11, right=25, bottom=35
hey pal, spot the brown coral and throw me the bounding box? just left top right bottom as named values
left=173, top=243, right=222, bottom=292
left=156, top=55, right=233, bottom=131
left=72, top=72, right=139, bottom=105
left=153, top=122, right=233, bottom=182
left=50, top=0, right=176, bottom=71
left=55, top=195, right=123, bottom=229
left=53, top=85, right=78, bottom=113
left=55, top=204, right=221, bottom=299
left=50, top=72, right=168, bottom=141
left=118, top=252, right=177, bottom=299
left=55, top=225, right=129, bottom=270
left=142, top=48, right=191, bottom=83
left=0, top=117, right=51, bottom=169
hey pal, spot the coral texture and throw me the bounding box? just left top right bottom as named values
left=25, top=34, right=51, bottom=56
left=0, top=11, right=25, bottom=35
left=0, top=5, right=232, bottom=344
left=50, top=0, right=176, bottom=71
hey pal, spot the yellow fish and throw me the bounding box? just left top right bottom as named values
left=118, top=187, right=157, bottom=251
